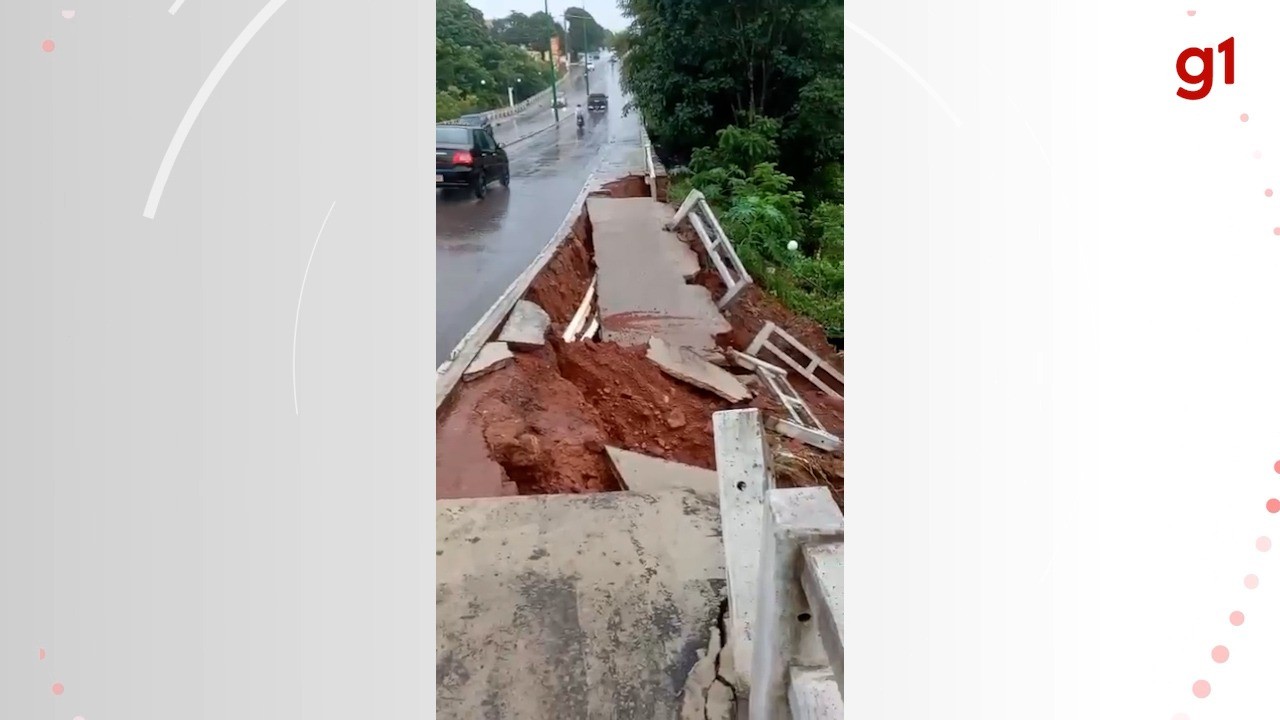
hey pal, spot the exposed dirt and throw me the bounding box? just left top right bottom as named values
left=592, top=174, right=650, bottom=198
left=555, top=339, right=731, bottom=469
left=524, top=211, right=594, bottom=332
left=437, top=177, right=845, bottom=509
left=467, top=348, right=618, bottom=495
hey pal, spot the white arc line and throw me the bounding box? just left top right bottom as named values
left=168, top=0, right=188, bottom=15
left=143, top=0, right=290, bottom=219
left=847, top=20, right=963, bottom=127
left=293, top=201, right=335, bottom=416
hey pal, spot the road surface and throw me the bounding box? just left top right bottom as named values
left=436, top=60, right=641, bottom=363
left=0, top=3, right=426, bottom=718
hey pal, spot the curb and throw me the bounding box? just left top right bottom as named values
left=502, top=122, right=558, bottom=147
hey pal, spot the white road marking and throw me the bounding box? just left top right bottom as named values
left=293, top=201, right=335, bottom=416
left=168, top=0, right=188, bottom=15
left=143, top=0, right=291, bottom=219
left=848, top=20, right=963, bottom=127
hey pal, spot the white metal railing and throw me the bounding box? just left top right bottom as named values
left=666, top=190, right=752, bottom=308
left=439, top=70, right=571, bottom=125
left=713, top=409, right=844, bottom=719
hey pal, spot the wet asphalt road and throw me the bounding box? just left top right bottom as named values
left=436, top=61, right=641, bottom=364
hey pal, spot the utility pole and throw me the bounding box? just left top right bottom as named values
left=545, top=0, right=560, bottom=122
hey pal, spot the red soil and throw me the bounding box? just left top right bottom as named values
left=436, top=182, right=845, bottom=509
left=554, top=340, right=729, bottom=469
left=524, top=212, right=593, bottom=331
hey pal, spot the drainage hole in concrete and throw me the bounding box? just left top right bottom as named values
left=797, top=612, right=812, bottom=623
left=736, top=481, right=746, bottom=491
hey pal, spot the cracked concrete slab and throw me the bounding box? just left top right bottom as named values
left=437, top=489, right=726, bottom=719
left=589, top=197, right=730, bottom=354
left=498, top=299, right=552, bottom=350
left=606, top=446, right=717, bottom=497
left=463, top=342, right=514, bottom=381
left=647, top=337, right=751, bottom=403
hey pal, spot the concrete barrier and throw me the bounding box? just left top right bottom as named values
left=712, top=409, right=845, bottom=719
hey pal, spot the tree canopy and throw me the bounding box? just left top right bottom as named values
left=436, top=0, right=559, bottom=119
left=618, top=0, right=843, bottom=194
left=562, top=7, right=609, bottom=60
left=491, top=11, right=565, bottom=55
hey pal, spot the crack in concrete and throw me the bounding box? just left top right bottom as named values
left=708, top=597, right=738, bottom=719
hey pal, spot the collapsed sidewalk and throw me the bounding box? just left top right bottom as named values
left=435, top=161, right=845, bottom=719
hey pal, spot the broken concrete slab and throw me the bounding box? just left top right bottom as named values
left=647, top=337, right=751, bottom=403
left=497, top=299, right=550, bottom=350
left=437, top=489, right=726, bottom=719
left=606, top=446, right=717, bottom=496
left=589, top=197, right=729, bottom=353
left=462, top=342, right=514, bottom=381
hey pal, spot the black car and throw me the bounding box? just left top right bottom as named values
left=436, top=124, right=509, bottom=199
left=587, top=93, right=607, bottom=113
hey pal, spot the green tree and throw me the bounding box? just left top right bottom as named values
left=492, top=11, right=565, bottom=55
left=563, top=7, right=609, bottom=60
left=617, top=0, right=842, bottom=193
left=436, top=0, right=556, bottom=118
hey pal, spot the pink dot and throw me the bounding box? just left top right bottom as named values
left=41, top=39, right=55, bottom=53
left=1267, top=498, right=1280, bottom=513
left=1259, top=536, right=1272, bottom=551
left=1266, top=189, right=1274, bottom=197
left=1230, top=610, right=1245, bottom=626
left=1187, top=10, right=1197, bottom=16
left=62, top=10, right=76, bottom=20
left=1245, top=573, right=1259, bottom=589
left=1272, top=228, right=1279, bottom=236
left=1254, top=150, right=1263, bottom=159
left=1242, top=113, right=1250, bottom=122
left=38, top=647, right=46, bottom=660
left=51, top=682, right=64, bottom=696
left=1274, top=459, right=1280, bottom=473
left=1193, top=679, right=1210, bottom=698
left=1212, top=645, right=1229, bottom=663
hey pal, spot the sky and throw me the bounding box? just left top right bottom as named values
left=465, top=0, right=628, bottom=32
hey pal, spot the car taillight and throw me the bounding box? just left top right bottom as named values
left=452, top=150, right=473, bottom=165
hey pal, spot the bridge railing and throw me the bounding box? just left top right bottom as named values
left=712, top=409, right=844, bottom=719
left=666, top=189, right=752, bottom=308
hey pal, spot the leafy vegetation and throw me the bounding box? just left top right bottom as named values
left=618, top=0, right=844, bottom=336
left=437, top=0, right=612, bottom=120
left=669, top=120, right=843, bottom=335
left=436, top=0, right=558, bottom=119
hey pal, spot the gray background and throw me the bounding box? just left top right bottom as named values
left=1, top=2, right=429, bottom=717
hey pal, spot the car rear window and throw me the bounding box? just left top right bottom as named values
left=436, top=126, right=472, bottom=145
left=589, top=94, right=606, bottom=101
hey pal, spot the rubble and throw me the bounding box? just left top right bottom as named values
left=462, top=342, right=514, bottom=381
left=646, top=337, right=751, bottom=403
left=497, top=299, right=551, bottom=350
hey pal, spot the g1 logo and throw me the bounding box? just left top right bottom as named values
left=1177, top=37, right=1235, bottom=100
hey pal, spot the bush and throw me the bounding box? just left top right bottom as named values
left=670, top=119, right=844, bottom=337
